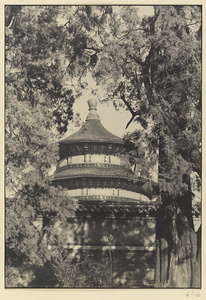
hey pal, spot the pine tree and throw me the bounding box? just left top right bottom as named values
left=5, top=5, right=77, bottom=287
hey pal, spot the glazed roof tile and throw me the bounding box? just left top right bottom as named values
left=60, top=119, right=123, bottom=144
left=53, top=165, right=134, bottom=180
left=60, top=99, right=123, bottom=145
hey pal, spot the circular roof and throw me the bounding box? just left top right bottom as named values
left=60, top=119, right=123, bottom=144
left=60, top=99, right=123, bottom=145
left=54, top=165, right=134, bottom=180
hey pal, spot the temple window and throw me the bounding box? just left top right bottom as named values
left=113, top=189, right=119, bottom=196
left=104, top=155, right=111, bottom=163
left=67, top=157, right=72, bottom=164
left=81, top=188, right=88, bottom=196
left=84, top=154, right=91, bottom=163
left=59, top=159, right=67, bottom=168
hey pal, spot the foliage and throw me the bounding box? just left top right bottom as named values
left=5, top=5, right=75, bottom=135
left=51, top=247, right=111, bottom=288
left=5, top=5, right=77, bottom=287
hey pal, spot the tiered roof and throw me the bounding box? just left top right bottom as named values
left=59, top=99, right=125, bottom=158
left=60, top=116, right=123, bottom=144
left=60, top=99, right=123, bottom=144
left=52, top=99, right=157, bottom=209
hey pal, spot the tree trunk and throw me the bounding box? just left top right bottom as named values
left=155, top=205, right=201, bottom=288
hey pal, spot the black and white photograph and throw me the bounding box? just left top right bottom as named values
left=4, top=3, right=202, bottom=290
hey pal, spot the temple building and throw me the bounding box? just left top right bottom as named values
left=52, top=99, right=158, bottom=288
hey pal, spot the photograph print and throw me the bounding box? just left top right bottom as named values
left=5, top=5, right=202, bottom=288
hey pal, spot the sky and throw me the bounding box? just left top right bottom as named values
left=65, top=80, right=139, bottom=139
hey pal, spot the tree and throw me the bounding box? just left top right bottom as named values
left=50, top=239, right=111, bottom=288
left=59, top=5, right=201, bottom=287
left=5, top=5, right=78, bottom=287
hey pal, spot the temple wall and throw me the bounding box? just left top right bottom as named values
left=56, top=216, right=155, bottom=248
left=49, top=214, right=156, bottom=287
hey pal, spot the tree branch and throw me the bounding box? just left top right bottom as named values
left=118, top=82, right=141, bottom=129
left=85, top=46, right=101, bottom=54
left=97, top=25, right=108, bottom=47
left=125, top=112, right=141, bottom=129
left=188, top=21, right=200, bottom=26
left=118, top=27, right=147, bottom=41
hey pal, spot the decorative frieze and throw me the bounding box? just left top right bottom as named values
left=53, top=176, right=154, bottom=198
left=59, top=142, right=125, bottom=159
left=76, top=201, right=157, bottom=217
